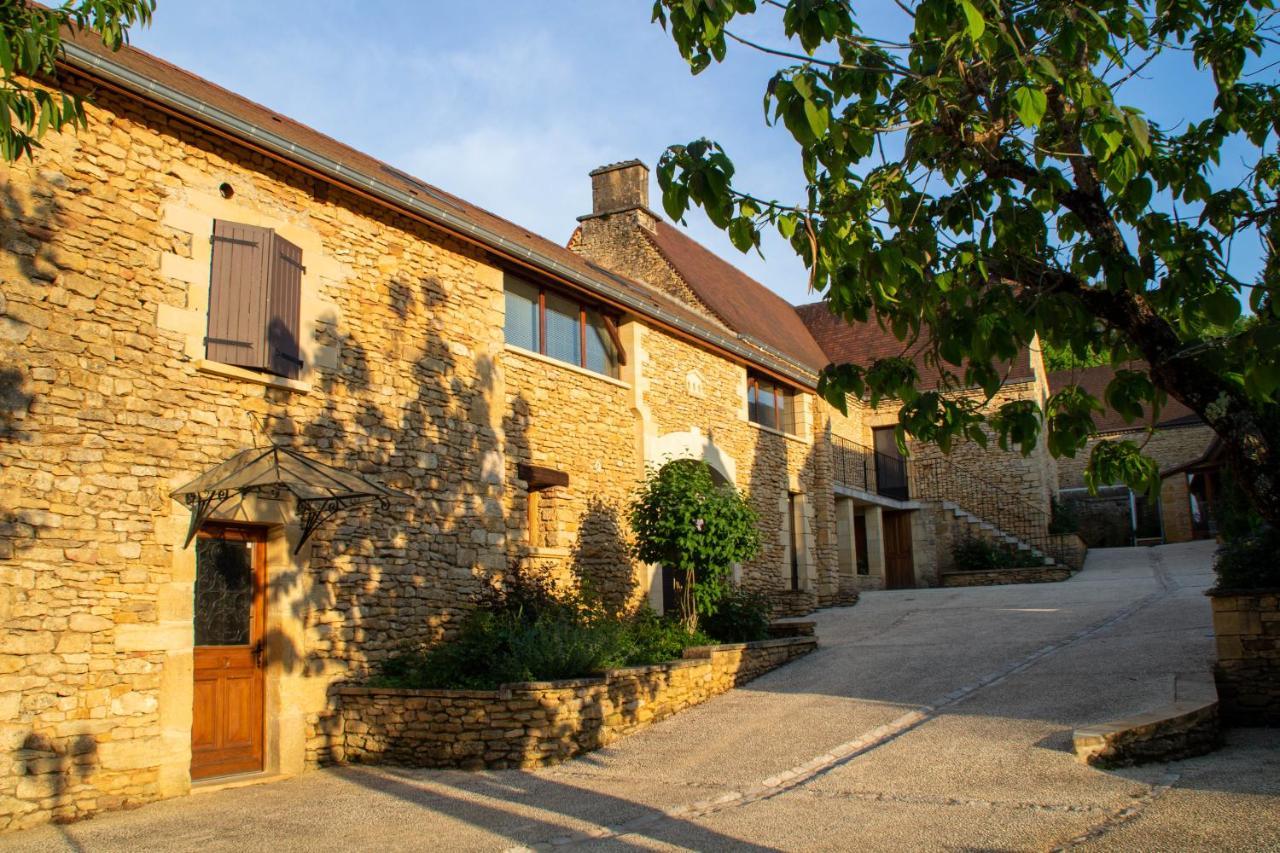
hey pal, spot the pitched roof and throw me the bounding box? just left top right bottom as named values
left=56, top=30, right=818, bottom=386
left=645, top=223, right=830, bottom=370
left=794, top=303, right=1036, bottom=388
left=1047, top=365, right=1201, bottom=433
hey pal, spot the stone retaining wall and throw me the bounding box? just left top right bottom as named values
left=1073, top=676, right=1220, bottom=768
left=940, top=566, right=1073, bottom=587
left=1211, top=590, right=1280, bottom=726
left=332, top=637, right=816, bottom=770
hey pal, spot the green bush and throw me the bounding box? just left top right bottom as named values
left=624, top=608, right=713, bottom=666
left=701, top=585, right=773, bottom=643
left=1213, top=525, right=1280, bottom=591
left=630, top=459, right=761, bottom=631
left=371, top=575, right=715, bottom=689
left=952, top=535, right=1043, bottom=571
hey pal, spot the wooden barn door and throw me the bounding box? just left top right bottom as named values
left=882, top=511, right=916, bottom=590
left=191, top=524, right=266, bottom=780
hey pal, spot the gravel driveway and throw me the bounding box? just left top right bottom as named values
left=5, top=540, right=1278, bottom=852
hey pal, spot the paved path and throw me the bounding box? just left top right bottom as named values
left=6, top=541, right=1280, bottom=851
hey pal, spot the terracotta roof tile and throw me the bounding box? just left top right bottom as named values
left=1047, top=365, right=1200, bottom=433
left=645, top=223, right=830, bottom=370
left=795, top=303, right=1036, bottom=387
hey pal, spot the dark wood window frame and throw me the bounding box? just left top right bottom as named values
left=748, top=372, right=795, bottom=434
left=505, top=276, right=625, bottom=377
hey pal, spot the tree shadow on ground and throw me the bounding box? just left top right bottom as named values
left=330, top=763, right=780, bottom=851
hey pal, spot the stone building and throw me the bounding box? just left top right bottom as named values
left=2, top=34, right=1069, bottom=828
left=1049, top=366, right=1219, bottom=545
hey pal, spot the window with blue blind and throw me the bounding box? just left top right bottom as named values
left=502, top=274, right=622, bottom=379
left=503, top=276, right=539, bottom=352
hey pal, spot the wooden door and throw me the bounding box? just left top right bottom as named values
left=882, top=511, right=916, bottom=590
left=192, top=524, right=266, bottom=780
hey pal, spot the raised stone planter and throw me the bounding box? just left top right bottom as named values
left=1073, top=676, right=1219, bottom=767
left=1210, top=589, right=1280, bottom=726
left=332, top=636, right=816, bottom=770
left=939, top=566, right=1073, bottom=587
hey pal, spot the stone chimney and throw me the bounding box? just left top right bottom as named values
left=581, top=160, right=655, bottom=230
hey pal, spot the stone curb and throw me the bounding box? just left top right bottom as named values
left=1072, top=675, right=1220, bottom=768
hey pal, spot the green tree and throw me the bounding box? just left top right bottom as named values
left=629, top=459, right=761, bottom=631
left=1, top=0, right=154, bottom=161
left=652, top=0, right=1280, bottom=524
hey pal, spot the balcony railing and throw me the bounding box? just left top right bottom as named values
left=831, top=436, right=907, bottom=500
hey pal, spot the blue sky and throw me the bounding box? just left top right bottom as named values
left=129, top=3, right=1271, bottom=306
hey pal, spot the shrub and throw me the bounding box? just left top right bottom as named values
left=1213, top=525, right=1280, bottom=591
left=701, top=585, right=773, bottom=643
left=952, top=535, right=1043, bottom=571
left=624, top=608, right=713, bottom=665
left=372, top=575, right=716, bottom=689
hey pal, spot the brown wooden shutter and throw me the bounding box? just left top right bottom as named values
left=207, top=220, right=272, bottom=370
left=266, top=235, right=304, bottom=378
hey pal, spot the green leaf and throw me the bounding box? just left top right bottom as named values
left=803, top=99, right=828, bottom=138
left=1011, top=86, right=1047, bottom=127
left=959, top=0, right=985, bottom=39
left=1204, top=290, right=1241, bottom=326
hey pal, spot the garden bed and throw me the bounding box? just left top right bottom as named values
left=331, top=635, right=816, bottom=770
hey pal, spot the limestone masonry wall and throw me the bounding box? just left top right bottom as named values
left=1211, top=591, right=1280, bottom=726
left=502, top=345, right=640, bottom=611
left=332, top=637, right=816, bottom=769
left=940, top=566, right=1073, bottom=587
left=0, top=77, right=511, bottom=829
left=1058, top=423, right=1215, bottom=490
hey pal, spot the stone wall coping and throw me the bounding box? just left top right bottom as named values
left=335, top=636, right=818, bottom=699
left=1207, top=586, right=1280, bottom=598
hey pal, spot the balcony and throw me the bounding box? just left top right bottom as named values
left=831, top=436, right=909, bottom=501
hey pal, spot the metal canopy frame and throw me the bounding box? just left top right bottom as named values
left=170, top=444, right=409, bottom=553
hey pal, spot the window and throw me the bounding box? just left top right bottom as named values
left=502, top=275, right=622, bottom=378
left=206, top=220, right=304, bottom=379
left=748, top=372, right=795, bottom=433
left=787, top=492, right=803, bottom=591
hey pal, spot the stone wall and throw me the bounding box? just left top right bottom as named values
left=1057, top=423, right=1215, bottom=490
left=940, top=566, right=1073, bottom=587
left=638, top=327, right=839, bottom=612
left=331, top=637, right=816, bottom=769
left=1211, top=590, right=1280, bottom=726
left=502, top=345, right=641, bottom=612
left=1, top=77, right=517, bottom=829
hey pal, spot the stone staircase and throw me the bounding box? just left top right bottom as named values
left=940, top=500, right=1058, bottom=567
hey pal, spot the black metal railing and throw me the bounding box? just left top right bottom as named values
left=911, top=455, right=1065, bottom=565
left=831, top=436, right=910, bottom=501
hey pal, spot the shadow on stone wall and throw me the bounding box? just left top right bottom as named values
left=570, top=497, right=633, bottom=613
